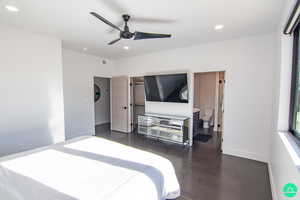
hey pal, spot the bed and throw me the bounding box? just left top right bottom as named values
left=0, top=136, right=180, bottom=200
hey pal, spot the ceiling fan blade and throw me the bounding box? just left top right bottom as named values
left=90, top=12, right=122, bottom=32
left=108, top=38, right=121, bottom=45
left=134, top=32, right=171, bottom=40
left=132, top=17, right=176, bottom=24
left=108, top=18, right=176, bottom=33
left=108, top=21, right=124, bottom=33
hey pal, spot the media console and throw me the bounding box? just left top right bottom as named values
left=138, top=113, right=189, bottom=145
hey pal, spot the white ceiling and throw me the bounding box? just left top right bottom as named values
left=0, top=0, right=286, bottom=59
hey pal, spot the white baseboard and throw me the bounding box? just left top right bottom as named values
left=95, top=121, right=110, bottom=126
left=222, top=147, right=268, bottom=163
left=66, top=131, right=94, bottom=140
left=223, top=148, right=277, bottom=199
left=268, top=162, right=278, bottom=200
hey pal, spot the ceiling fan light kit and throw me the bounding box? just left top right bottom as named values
left=90, top=12, right=172, bottom=45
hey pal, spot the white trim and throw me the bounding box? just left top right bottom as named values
left=188, top=72, right=194, bottom=146
left=278, top=131, right=300, bottom=172
left=214, top=72, right=219, bottom=132
left=268, top=162, right=278, bottom=200
left=222, top=147, right=268, bottom=163
left=110, top=78, right=113, bottom=130
left=127, top=76, right=132, bottom=133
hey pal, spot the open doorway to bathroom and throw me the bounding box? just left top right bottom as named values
left=193, top=71, right=225, bottom=151
left=94, top=77, right=111, bottom=134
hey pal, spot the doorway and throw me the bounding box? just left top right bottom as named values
left=193, top=71, right=225, bottom=151
left=130, top=76, right=145, bottom=131
left=94, top=77, right=111, bottom=133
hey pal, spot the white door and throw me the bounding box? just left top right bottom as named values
left=111, top=76, right=129, bottom=132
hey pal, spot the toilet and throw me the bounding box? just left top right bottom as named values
left=202, top=108, right=214, bottom=129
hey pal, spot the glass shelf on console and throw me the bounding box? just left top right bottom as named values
left=138, top=114, right=189, bottom=145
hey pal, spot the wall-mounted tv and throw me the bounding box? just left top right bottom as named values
left=144, top=73, right=188, bottom=103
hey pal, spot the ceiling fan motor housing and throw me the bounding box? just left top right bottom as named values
left=120, top=14, right=133, bottom=39
left=122, top=14, right=131, bottom=22
left=121, top=31, right=134, bottom=39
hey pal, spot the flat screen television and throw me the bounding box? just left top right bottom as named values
left=144, top=73, right=188, bottom=103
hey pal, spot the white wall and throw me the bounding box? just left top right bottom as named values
left=269, top=0, right=300, bottom=199
left=0, top=25, right=65, bottom=156
left=62, top=49, right=114, bottom=139
left=114, top=33, right=276, bottom=162
left=94, top=77, right=110, bottom=125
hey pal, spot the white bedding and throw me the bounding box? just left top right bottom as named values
left=0, top=136, right=180, bottom=200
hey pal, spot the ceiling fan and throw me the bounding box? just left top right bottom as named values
left=90, top=12, right=172, bottom=45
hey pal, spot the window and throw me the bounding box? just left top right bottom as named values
left=290, top=26, right=300, bottom=140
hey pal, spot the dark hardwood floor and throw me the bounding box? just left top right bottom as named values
left=95, top=124, right=272, bottom=200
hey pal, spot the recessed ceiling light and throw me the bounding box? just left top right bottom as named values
left=5, top=5, right=19, bottom=12
left=123, top=46, right=130, bottom=50
left=214, top=24, right=224, bottom=30
left=83, top=47, right=88, bottom=51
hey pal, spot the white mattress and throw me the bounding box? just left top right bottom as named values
left=0, top=136, right=180, bottom=200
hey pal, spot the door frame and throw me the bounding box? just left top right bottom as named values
left=92, top=75, right=112, bottom=135
left=192, top=70, right=226, bottom=151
